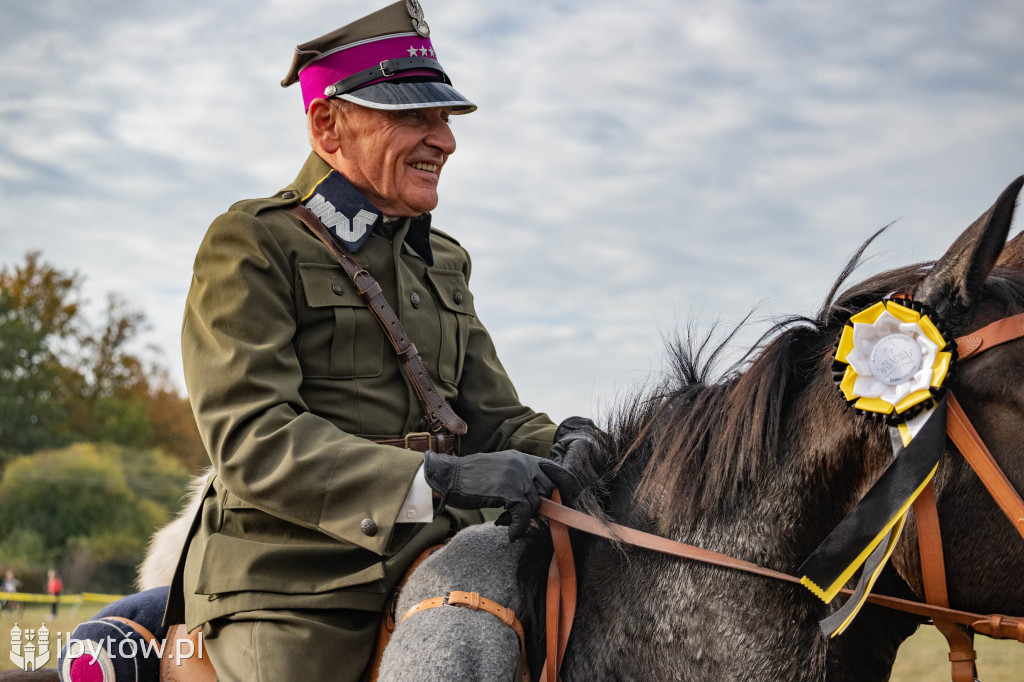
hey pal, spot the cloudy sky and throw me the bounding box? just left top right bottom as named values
left=2, top=0, right=1022, bottom=423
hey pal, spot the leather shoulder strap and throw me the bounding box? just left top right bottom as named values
left=288, top=204, right=467, bottom=436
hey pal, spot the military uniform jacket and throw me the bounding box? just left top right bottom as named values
left=167, top=152, right=555, bottom=630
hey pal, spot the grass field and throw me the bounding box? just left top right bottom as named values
left=1, top=604, right=1021, bottom=677
left=891, top=625, right=1024, bottom=681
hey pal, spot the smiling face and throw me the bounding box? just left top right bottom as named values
left=326, top=101, right=456, bottom=216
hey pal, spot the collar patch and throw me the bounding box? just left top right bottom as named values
left=302, top=171, right=380, bottom=253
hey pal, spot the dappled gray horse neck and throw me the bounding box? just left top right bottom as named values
left=378, top=524, right=525, bottom=681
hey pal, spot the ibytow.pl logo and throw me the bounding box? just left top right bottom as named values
left=10, top=622, right=205, bottom=672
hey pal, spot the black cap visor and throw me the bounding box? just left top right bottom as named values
left=339, top=79, right=477, bottom=114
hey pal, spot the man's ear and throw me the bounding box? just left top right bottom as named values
left=308, top=98, right=342, bottom=154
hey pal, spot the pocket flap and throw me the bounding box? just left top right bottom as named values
left=298, top=263, right=365, bottom=309
left=195, top=529, right=386, bottom=596
left=426, top=269, right=474, bottom=314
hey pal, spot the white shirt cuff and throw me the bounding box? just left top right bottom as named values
left=397, top=463, right=434, bottom=523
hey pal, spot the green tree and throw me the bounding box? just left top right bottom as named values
left=0, top=292, right=69, bottom=454
left=0, top=443, right=190, bottom=593
left=0, top=444, right=141, bottom=548
left=0, top=251, right=208, bottom=469
left=145, top=383, right=208, bottom=471
left=0, top=252, right=82, bottom=454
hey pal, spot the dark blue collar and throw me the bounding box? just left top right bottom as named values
left=301, top=170, right=434, bottom=264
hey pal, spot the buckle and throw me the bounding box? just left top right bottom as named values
left=379, top=60, right=396, bottom=78
left=351, top=269, right=373, bottom=294
left=403, top=432, right=432, bottom=449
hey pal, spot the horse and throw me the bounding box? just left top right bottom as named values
left=381, top=176, right=1024, bottom=681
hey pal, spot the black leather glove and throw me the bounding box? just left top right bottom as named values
left=548, top=417, right=599, bottom=500
left=423, top=449, right=580, bottom=541
left=549, top=416, right=598, bottom=463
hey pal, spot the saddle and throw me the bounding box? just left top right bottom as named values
left=160, top=626, right=214, bottom=682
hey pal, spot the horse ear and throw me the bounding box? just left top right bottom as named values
left=995, top=228, right=1024, bottom=271
left=916, top=176, right=1023, bottom=318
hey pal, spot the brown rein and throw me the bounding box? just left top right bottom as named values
left=539, top=311, right=1024, bottom=682
left=538, top=496, right=1024, bottom=636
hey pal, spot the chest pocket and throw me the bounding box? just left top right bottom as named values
left=297, top=263, right=383, bottom=379
left=425, top=268, right=475, bottom=385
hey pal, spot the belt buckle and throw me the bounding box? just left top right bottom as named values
left=404, top=432, right=432, bottom=450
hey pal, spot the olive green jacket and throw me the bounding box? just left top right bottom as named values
left=166, top=153, right=555, bottom=629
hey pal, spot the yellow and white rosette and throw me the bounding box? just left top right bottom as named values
left=800, top=298, right=957, bottom=636
left=834, top=299, right=954, bottom=423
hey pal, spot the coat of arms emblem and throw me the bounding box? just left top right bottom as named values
left=406, top=0, right=430, bottom=36
left=10, top=624, right=50, bottom=671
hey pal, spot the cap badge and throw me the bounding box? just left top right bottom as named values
left=406, top=0, right=430, bottom=37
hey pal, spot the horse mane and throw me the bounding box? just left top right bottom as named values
left=615, top=237, right=1024, bottom=533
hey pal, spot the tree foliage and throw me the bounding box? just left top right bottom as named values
left=0, top=443, right=190, bottom=593
left=0, top=253, right=78, bottom=453
left=0, top=251, right=206, bottom=468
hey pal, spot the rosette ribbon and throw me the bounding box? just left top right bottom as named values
left=798, top=299, right=956, bottom=636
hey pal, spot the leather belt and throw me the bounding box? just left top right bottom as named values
left=325, top=56, right=450, bottom=98
left=374, top=432, right=457, bottom=455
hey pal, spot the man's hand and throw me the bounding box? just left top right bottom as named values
left=423, top=449, right=580, bottom=541
left=548, top=417, right=600, bottom=501
left=550, top=417, right=598, bottom=462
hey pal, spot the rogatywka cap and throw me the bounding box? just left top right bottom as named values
left=281, top=1, right=476, bottom=114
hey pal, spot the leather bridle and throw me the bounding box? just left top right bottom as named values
left=539, top=311, right=1024, bottom=682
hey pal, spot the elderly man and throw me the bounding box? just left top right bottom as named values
left=164, top=2, right=588, bottom=680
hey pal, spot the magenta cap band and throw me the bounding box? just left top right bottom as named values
left=299, top=34, right=440, bottom=111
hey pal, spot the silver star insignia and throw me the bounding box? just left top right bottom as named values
left=407, top=46, right=419, bottom=57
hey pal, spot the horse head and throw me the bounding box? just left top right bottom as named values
left=890, top=176, right=1024, bottom=616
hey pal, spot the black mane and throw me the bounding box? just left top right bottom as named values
left=613, top=249, right=1024, bottom=534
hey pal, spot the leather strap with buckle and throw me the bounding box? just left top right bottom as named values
left=374, top=432, right=458, bottom=455
left=323, top=57, right=450, bottom=98
left=402, top=590, right=529, bottom=682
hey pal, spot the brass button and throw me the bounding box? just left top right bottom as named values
left=281, top=191, right=295, bottom=200
left=453, top=291, right=464, bottom=304
left=360, top=518, right=378, bottom=537
left=332, top=283, right=344, bottom=296
left=410, top=292, right=421, bottom=308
